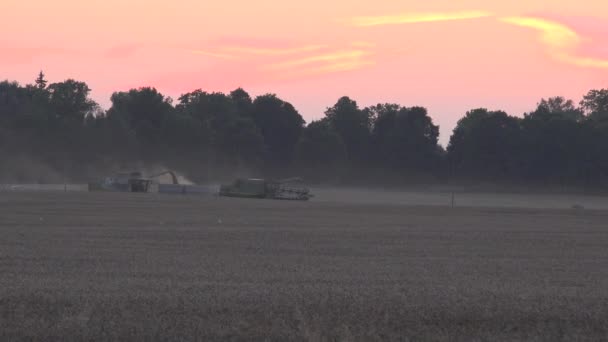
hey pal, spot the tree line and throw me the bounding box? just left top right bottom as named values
left=1, top=72, right=607, bottom=186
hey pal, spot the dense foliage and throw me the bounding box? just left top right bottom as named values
left=1, top=72, right=607, bottom=185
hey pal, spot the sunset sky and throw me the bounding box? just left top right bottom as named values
left=2, top=0, right=607, bottom=144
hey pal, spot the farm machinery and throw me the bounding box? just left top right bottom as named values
left=88, top=170, right=179, bottom=193
left=88, top=171, right=313, bottom=199
left=219, top=177, right=313, bottom=201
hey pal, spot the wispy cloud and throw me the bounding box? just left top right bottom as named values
left=276, top=59, right=375, bottom=79
left=221, top=45, right=325, bottom=56
left=191, top=40, right=375, bottom=78
left=349, top=10, right=492, bottom=27
left=191, top=50, right=239, bottom=60
left=351, top=41, right=376, bottom=48
left=265, top=49, right=374, bottom=78
left=501, top=16, right=608, bottom=69
left=500, top=17, right=579, bottom=49
left=346, top=9, right=608, bottom=70
left=559, top=54, right=608, bottom=68
left=266, top=50, right=371, bottom=69
left=191, top=44, right=325, bottom=60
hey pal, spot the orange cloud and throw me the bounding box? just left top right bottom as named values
left=191, top=50, right=239, bottom=60
left=501, top=16, right=608, bottom=69
left=191, top=44, right=325, bottom=60
left=349, top=10, right=492, bottom=27
left=351, top=41, right=376, bottom=48
left=221, top=45, right=325, bottom=56
left=276, top=60, right=375, bottom=79
left=500, top=17, right=579, bottom=49
left=558, top=54, right=608, bottom=69
left=347, top=11, right=608, bottom=70
left=267, top=50, right=371, bottom=69
left=266, top=49, right=374, bottom=78
left=191, top=41, right=375, bottom=78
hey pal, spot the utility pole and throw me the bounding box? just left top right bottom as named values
left=206, top=118, right=211, bottom=185
left=63, top=158, right=67, bottom=192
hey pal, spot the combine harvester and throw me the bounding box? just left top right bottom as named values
left=88, top=171, right=312, bottom=199
left=88, top=170, right=212, bottom=195
left=88, top=171, right=160, bottom=192
left=219, top=177, right=313, bottom=201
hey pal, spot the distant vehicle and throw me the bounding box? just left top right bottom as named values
left=89, top=170, right=179, bottom=193
left=219, top=178, right=313, bottom=201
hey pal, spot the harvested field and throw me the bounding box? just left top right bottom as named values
left=1, top=191, right=608, bottom=341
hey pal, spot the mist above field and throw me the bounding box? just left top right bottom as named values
left=1, top=72, right=608, bottom=187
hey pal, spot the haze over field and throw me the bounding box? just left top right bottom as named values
left=2, top=0, right=607, bottom=143
left=4, top=2, right=608, bottom=341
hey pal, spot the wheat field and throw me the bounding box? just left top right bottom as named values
left=1, top=191, right=607, bottom=341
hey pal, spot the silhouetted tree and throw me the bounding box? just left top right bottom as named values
left=178, top=90, right=237, bottom=124
left=230, top=88, right=253, bottom=118
left=448, top=109, right=522, bottom=180
left=369, top=104, right=440, bottom=171
left=0, top=81, right=28, bottom=120
left=4, top=73, right=608, bottom=187
left=581, top=89, right=608, bottom=182
left=520, top=98, right=588, bottom=181
left=176, top=89, right=265, bottom=164
left=162, top=112, right=205, bottom=150
left=35, top=71, right=47, bottom=89
left=47, top=79, right=98, bottom=124
left=295, top=119, right=346, bottom=166
left=324, top=96, right=371, bottom=163
left=251, top=94, right=304, bottom=165
left=534, top=97, right=584, bottom=122
left=215, top=117, right=266, bottom=164
left=177, top=90, right=227, bottom=144
left=581, top=89, right=608, bottom=122
left=107, top=87, right=174, bottom=147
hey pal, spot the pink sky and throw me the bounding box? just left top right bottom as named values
left=1, top=0, right=607, bottom=145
